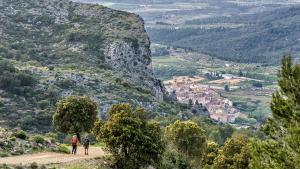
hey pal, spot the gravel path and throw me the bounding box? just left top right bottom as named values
left=0, top=146, right=105, bottom=165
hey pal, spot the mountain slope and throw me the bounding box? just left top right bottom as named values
left=0, top=0, right=171, bottom=131
left=148, top=6, right=300, bottom=64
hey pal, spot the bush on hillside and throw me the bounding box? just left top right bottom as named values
left=38, top=100, right=50, bottom=110
left=9, top=136, right=16, bottom=141
left=0, top=60, right=37, bottom=96
left=13, top=130, right=27, bottom=140
left=252, top=81, right=263, bottom=88
left=33, top=135, right=45, bottom=144
left=45, top=132, right=58, bottom=143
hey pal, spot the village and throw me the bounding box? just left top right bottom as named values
left=164, top=76, right=245, bottom=123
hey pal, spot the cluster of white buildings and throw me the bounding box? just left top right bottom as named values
left=165, top=76, right=241, bottom=123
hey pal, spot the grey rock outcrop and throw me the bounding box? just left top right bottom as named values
left=105, top=39, right=165, bottom=100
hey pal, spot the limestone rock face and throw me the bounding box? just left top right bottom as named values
left=105, top=40, right=164, bottom=100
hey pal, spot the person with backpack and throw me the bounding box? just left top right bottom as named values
left=83, top=135, right=90, bottom=155
left=71, top=135, right=79, bottom=155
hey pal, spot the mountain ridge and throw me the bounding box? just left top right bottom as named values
left=0, top=0, right=173, bottom=131
left=148, top=5, right=300, bottom=64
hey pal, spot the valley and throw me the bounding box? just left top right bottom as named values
left=76, top=0, right=291, bottom=126
left=153, top=46, right=275, bottom=126
left=1, top=1, right=300, bottom=169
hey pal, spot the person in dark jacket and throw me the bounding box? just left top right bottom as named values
left=83, top=136, right=90, bottom=155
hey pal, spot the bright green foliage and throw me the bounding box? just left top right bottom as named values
left=205, top=141, right=220, bottom=166
left=92, top=119, right=105, bottom=139
left=212, top=134, right=250, bottom=169
left=58, top=144, right=71, bottom=154
left=33, top=135, right=45, bottom=144
left=53, top=96, right=98, bottom=133
left=93, top=104, right=165, bottom=169
left=250, top=55, right=300, bottom=169
left=165, top=120, right=207, bottom=168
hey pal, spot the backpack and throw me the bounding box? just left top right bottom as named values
left=83, top=138, right=90, bottom=146
left=71, top=137, right=78, bottom=145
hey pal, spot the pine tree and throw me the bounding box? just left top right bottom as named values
left=250, top=54, right=300, bottom=169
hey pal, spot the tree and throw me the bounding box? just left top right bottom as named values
left=224, top=85, right=230, bottom=92
left=249, top=55, right=300, bottom=169
left=188, top=99, right=194, bottom=107
left=93, top=104, right=165, bottom=169
left=212, top=134, right=250, bottom=169
left=252, top=81, right=263, bottom=88
left=165, top=120, right=207, bottom=168
left=205, top=141, right=220, bottom=166
left=161, top=146, right=192, bottom=169
left=52, top=96, right=98, bottom=133
left=219, top=124, right=235, bottom=145
left=239, top=70, right=243, bottom=77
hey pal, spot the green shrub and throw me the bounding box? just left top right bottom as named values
left=14, top=165, right=23, bottom=169
left=58, top=144, right=70, bottom=154
left=19, top=115, right=35, bottom=131
left=33, top=135, right=45, bottom=144
left=29, top=162, right=38, bottom=169
left=9, top=136, right=16, bottom=141
left=38, top=100, right=50, bottom=110
left=0, top=152, right=9, bottom=157
left=46, top=132, right=58, bottom=139
left=161, top=148, right=191, bottom=169
left=48, top=66, right=55, bottom=71
left=57, top=78, right=74, bottom=89
left=11, top=149, right=24, bottom=155
left=0, top=164, right=10, bottom=169
left=14, top=130, right=27, bottom=140
left=46, top=132, right=58, bottom=143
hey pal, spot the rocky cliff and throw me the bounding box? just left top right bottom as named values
left=0, top=0, right=169, bottom=131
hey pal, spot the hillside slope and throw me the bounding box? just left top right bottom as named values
left=0, top=0, right=171, bottom=131
left=148, top=6, right=300, bottom=64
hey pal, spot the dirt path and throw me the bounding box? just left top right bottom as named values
left=0, top=146, right=105, bottom=165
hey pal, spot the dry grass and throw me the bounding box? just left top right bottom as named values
left=208, top=78, right=246, bottom=85
left=164, top=76, right=205, bottom=85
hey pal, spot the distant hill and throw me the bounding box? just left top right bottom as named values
left=147, top=6, right=300, bottom=64
left=0, top=0, right=173, bottom=131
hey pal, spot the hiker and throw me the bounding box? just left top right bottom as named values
left=83, top=135, right=90, bottom=155
left=76, top=132, right=81, bottom=143
left=71, top=135, right=79, bottom=155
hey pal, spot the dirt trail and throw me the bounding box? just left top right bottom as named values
left=0, top=146, right=105, bottom=165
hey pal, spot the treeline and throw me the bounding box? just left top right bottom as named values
left=147, top=6, right=300, bottom=64
left=52, top=96, right=249, bottom=168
